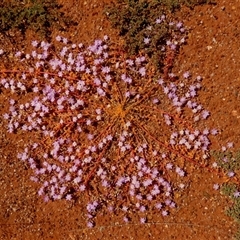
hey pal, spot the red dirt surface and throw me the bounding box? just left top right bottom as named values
left=0, top=0, right=240, bottom=239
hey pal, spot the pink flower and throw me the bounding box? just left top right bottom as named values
left=233, top=191, right=240, bottom=198
left=155, top=203, right=162, bottom=210
left=211, top=129, right=218, bottom=135
left=122, top=206, right=128, bottom=212
left=144, top=37, right=150, bottom=44
left=56, top=36, right=61, bottom=41
left=123, top=216, right=129, bottom=223
left=162, top=210, right=168, bottom=216
left=213, top=184, right=219, bottom=190
left=140, top=206, right=146, bottom=212
left=66, top=194, right=72, bottom=201
left=44, top=196, right=49, bottom=202
left=87, top=221, right=94, bottom=228
left=176, top=22, right=183, bottom=29
left=228, top=171, right=235, bottom=178
left=202, top=110, right=210, bottom=119
left=227, top=142, right=233, bottom=148
left=166, top=163, right=173, bottom=170
left=79, top=185, right=86, bottom=191
left=140, top=217, right=146, bottom=224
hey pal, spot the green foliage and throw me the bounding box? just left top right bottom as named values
left=212, top=149, right=240, bottom=239
left=234, top=230, right=240, bottom=240
left=0, top=0, right=75, bottom=40
left=105, top=0, right=216, bottom=70
left=211, top=150, right=240, bottom=172
left=221, top=183, right=238, bottom=199
left=221, top=183, right=240, bottom=239
left=152, top=0, right=180, bottom=12
left=180, top=0, right=216, bottom=7
left=105, top=0, right=172, bottom=70
left=227, top=201, right=240, bottom=223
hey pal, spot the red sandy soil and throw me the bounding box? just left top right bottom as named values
left=0, top=0, right=240, bottom=239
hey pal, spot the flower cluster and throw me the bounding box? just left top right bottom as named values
left=0, top=17, right=217, bottom=227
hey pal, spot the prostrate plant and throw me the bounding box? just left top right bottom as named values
left=0, top=17, right=217, bottom=227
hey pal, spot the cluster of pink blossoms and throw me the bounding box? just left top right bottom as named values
left=0, top=17, right=218, bottom=227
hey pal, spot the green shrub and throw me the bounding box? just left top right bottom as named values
left=221, top=183, right=240, bottom=227
left=0, top=0, right=75, bottom=40
left=105, top=0, right=216, bottom=70
left=211, top=150, right=240, bottom=172
left=105, top=0, right=173, bottom=70
left=212, top=150, right=240, bottom=240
